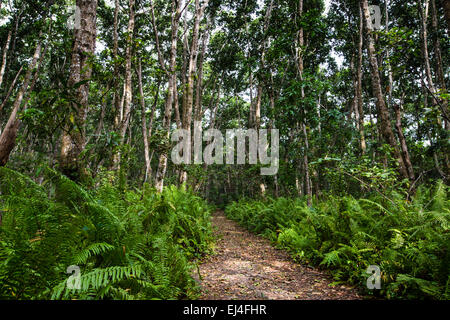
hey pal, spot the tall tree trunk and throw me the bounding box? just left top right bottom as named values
left=194, top=24, right=210, bottom=122
left=349, top=53, right=356, bottom=123
left=248, top=69, right=254, bottom=127
left=119, top=0, right=135, bottom=141
left=111, top=0, right=121, bottom=170
left=441, top=0, right=450, bottom=34
left=431, top=0, right=448, bottom=117
left=182, top=0, right=209, bottom=130
left=2, top=9, right=23, bottom=93
left=254, top=0, right=274, bottom=131
left=385, top=0, right=393, bottom=110
left=179, top=11, right=189, bottom=129
left=394, top=96, right=416, bottom=183
left=0, top=40, right=42, bottom=166
left=356, top=4, right=366, bottom=154
left=179, top=0, right=209, bottom=184
left=431, top=0, right=450, bottom=172
left=59, top=0, right=98, bottom=180
left=361, top=0, right=410, bottom=181
left=154, top=0, right=183, bottom=192
left=111, top=0, right=135, bottom=172
left=420, top=0, right=439, bottom=107
left=256, top=0, right=274, bottom=195
left=296, top=0, right=312, bottom=206
left=0, top=30, right=11, bottom=89
left=0, top=65, right=22, bottom=113
left=137, top=58, right=152, bottom=183
left=421, top=0, right=450, bottom=172
left=301, top=121, right=311, bottom=205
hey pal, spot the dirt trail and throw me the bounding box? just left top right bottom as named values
left=197, top=210, right=363, bottom=300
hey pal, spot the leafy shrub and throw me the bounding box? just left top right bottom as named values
left=0, top=167, right=213, bottom=300
left=225, top=182, right=449, bottom=299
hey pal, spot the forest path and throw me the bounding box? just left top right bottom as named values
left=196, top=210, right=363, bottom=300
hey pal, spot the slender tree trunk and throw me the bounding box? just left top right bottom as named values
left=385, top=0, right=394, bottom=110
left=0, top=36, right=48, bottom=158
left=297, top=0, right=312, bottom=205
left=137, top=58, right=152, bottom=183
left=420, top=0, right=439, bottom=106
left=0, top=65, right=22, bottom=113
left=179, top=0, right=209, bottom=184
left=59, top=0, right=98, bottom=180
left=194, top=25, right=210, bottom=121
left=302, top=122, right=311, bottom=205
left=155, top=0, right=183, bottom=192
left=119, top=0, right=135, bottom=141
left=94, top=89, right=108, bottom=142
left=0, top=30, right=11, bottom=89
left=112, top=0, right=135, bottom=172
left=357, top=4, right=366, bottom=154
left=0, top=40, right=42, bottom=166
left=441, top=0, right=450, bottom=34
left=431, top=0, right=448, bottom=116
left=254, top=0, right=273, bottom=131
left=421, top=0, right=450, bottom=172
left=269, top=72, right=279, bottom=197
left=110, top=0, right=121, bottom=170
left=431, top=0, right=450, bottom=171
left=182, top=0, right=209, bottom=130
left=349, top=53, right=356, bottom=123
left=387, top=0, right=415, bottom=184
left=2, top=9, right=22, bottom=92
left=248, top=69, right=254, bottom=127
left=146, top=88, right=158, bottom=182
left=254, top=0, right=274, bottom=195
left=254, top=85, right=262, bottom=129
left=179, top=11, right=189, bottom=129
left=422, top=81, right=447, bottom=180
left=394, top=96, right=415, bottom=183
left=361, top=0, right=409, bottom=181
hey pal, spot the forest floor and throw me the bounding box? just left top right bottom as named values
left=196, top=210, right=364, bottom=300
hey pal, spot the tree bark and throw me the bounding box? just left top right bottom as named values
left=194, top=24, right=210, bottom=122
left=385, top=0, right=394, bottom=111
left=356, top=4, right=366, bottom=154
left=0, top=30, right=11, bottom=89
left=0, top=40, right=42, bottom=166
left=137, top=58, right=151, bottom=183
left=441, top=0, right=450, bottom=34
left=361, top=0, right=410, bottom=181
left=155, top=0, right=183, bottom=192
left=111, top=0, right=121, bottom=170
left=182, top=0, right=209, bottom=130
left=179, top=0, right=209, bottom=184
left=111, top=0, right=135, bottom=172
left=0, top=65, right=22, bottom=113
left=296, top=0, right=312, bottom=205
left=2, top=9, right=23, bottom=93
left=59, top=0, right=98, bottom=180
left=420, top=0, right=439, bottom=107
left=431, top=0, right=449, bottom=132
left=254, top=0, right=274, bottom=131
left=393, top=97, right=415, bottom=183
left=119, top=0, right=135, bottom=141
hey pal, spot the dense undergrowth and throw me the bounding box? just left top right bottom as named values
left=0, top=167, right=213, bottom=300
left=226, top=183, right=449, bottom=300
